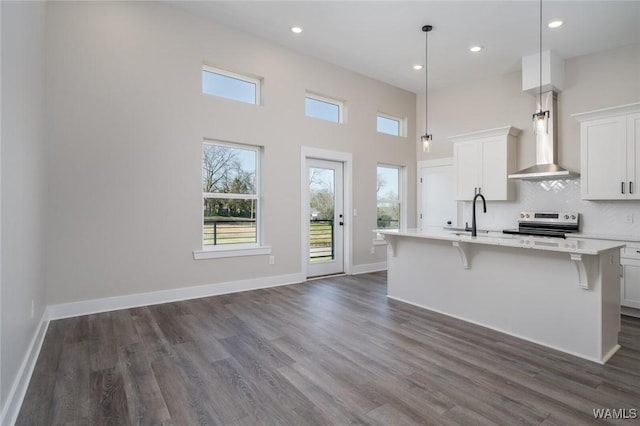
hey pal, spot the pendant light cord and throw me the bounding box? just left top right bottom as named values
left=425, top=27, right=428, bottom=132
left=539, top=0, right=543, bottom=112
left=422, top=25, right=432, bottom=136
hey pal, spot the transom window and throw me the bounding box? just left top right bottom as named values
left=377, top=165, right=401, bottom=230
left=377, top=113, right=404, bottom=137
left=202, top=141, right=261, bottom=247
left=202, top=65, right=261, bottom=105
left=305, top=93, right=343, bottom=123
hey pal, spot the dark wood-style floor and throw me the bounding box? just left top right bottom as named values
left=17, top=272, right=640, bottom=425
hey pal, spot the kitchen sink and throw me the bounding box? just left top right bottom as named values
left=450, top=231, right=518, bottom=239
left=450, top=232, right=490, bottom=237
left=444, top=227, right=488, bottom=234
left=449, top=231, right=488, bottom=236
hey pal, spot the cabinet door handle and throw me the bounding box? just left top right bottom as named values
left=621, top=182, right=625, bottom=194
left=630, top=182, right=634, bottom=194
left=636, top=250, right=640, bottom=254
left=478, top=187, right=482, bottom=194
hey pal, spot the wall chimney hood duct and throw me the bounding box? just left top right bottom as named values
left=509, top=51, right=579, bottom=181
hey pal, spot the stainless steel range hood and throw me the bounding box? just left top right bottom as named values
left=508, top=91, right=578, bottom=180
left=508, top=162, right=576, bottom=179
left=509, top=52, right=579, bottom=180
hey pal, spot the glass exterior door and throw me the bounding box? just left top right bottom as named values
left=307, top=159, right=344, bottom=277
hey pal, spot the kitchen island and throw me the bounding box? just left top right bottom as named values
left=379, top=227, right=624, bottom=364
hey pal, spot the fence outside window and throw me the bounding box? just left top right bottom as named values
left=309, top=219, right=334, bottom=261
left=203, top=219, right=257, bottom=246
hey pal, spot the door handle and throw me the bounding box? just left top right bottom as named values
left=622, top=182, right=625, bottom=194
left=630, top=182, right=634, bottom=194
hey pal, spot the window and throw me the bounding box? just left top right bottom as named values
left=377, top=165, right=401, bottom=230
left=377, top=113, right=404, bottom=137
left=202, top=65, right=260, bottom=105
left=305, top=93, right=343, bottom=123
left=202, top=141, right=260, bottom=248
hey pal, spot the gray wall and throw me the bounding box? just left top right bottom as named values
left=44, top=1, right=417, bottom=305
left=1, top=0, right=48, bottom=414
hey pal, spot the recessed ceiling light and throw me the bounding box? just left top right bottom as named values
left=547, top=20, right=563, bottom=28
left=469, top=45, right=483, bottom=53
left=291, top=26, right=303, bottom=34
left=413, top=64, right=423, bottom=70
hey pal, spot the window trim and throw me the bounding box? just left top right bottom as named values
left=194, top=245, right=272, bottom=260
left=376, top=112, right=406, bottom=137
left=202, top=64, right=262, bottom=105
left=305, top=92, right=344, bottom=123
left=197, top=139, right=266, bottom=258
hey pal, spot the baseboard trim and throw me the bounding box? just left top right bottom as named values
left=0, top=311, right=50, bottom=426
left=47, top=272, right=307, bottom=320
left=601, top=344, right=621, bottom=364
left=351, top=262, right=387, bottom=275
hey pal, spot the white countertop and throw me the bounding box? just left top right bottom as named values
left=378, top=227, right=625, bottom=255
left=569, top=232, right=640, bottom=243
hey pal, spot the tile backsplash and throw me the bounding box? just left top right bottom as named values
left=461, top=178, right=640, bottom=237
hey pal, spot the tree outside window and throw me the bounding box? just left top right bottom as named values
left=202, top=142, right=260, bottom=246
left=377, top=165, right=401, bottom=230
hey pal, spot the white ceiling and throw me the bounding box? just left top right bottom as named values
left=168, top=1, right=640, bottom=93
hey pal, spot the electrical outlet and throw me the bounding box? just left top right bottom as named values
left=625, top=213, right=634, bottom=224
left=31, top=300, right=35, bottom=320
left=269, top=255, right=275, bottom=265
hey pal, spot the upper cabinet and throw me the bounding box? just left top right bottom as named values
left=574, top=103, right=640, bottom=200
left=451, top=126, right=520, bottom=201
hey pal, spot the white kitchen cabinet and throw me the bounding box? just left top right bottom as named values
left=451, top=126, right=520, bottom=201
left=574, top=103, right=640, bottom=200
left=453, top=141, right=480, bottom=200
left=621, top=243, right=640, bottom=309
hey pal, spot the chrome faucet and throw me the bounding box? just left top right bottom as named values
left=471, top=192, right=487, bottom=237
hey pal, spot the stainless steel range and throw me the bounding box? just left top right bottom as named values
left=502, top=211, right=579, bottom=238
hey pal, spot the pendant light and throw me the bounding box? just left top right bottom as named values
left=532, top=0, right=550, bottom=135
left=421, top=25, right=433, bottom=153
